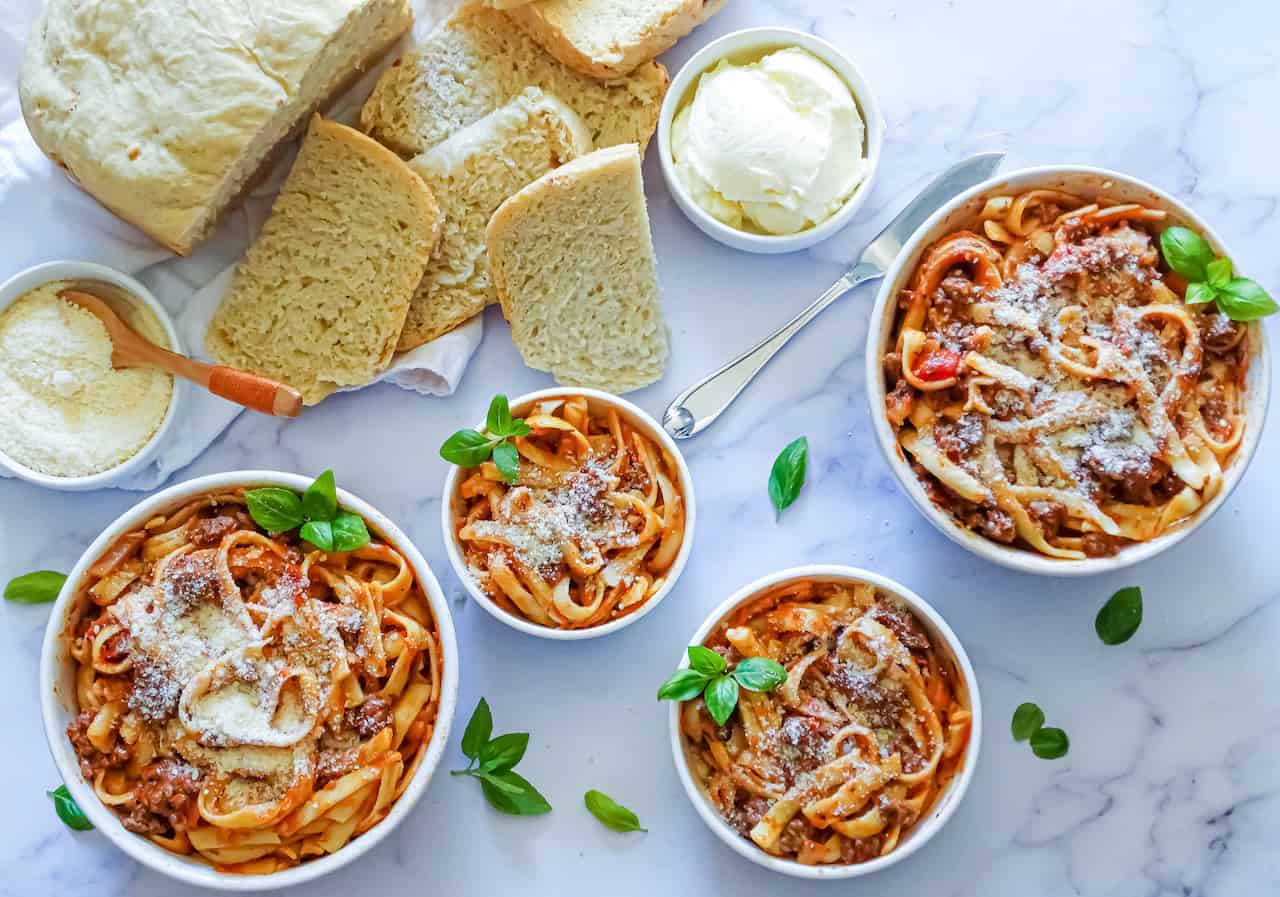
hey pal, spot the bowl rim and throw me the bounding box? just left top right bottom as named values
left=656, top=25, right=886, bottom=255
left=38, top=470, right=461, bottom=891
left=0, top=260, right=184, bottom=491
left=440, top=387, right=697, bottom=641
left=666, top=564, right=982, bottom=879
left=863, top=164, right=1273, bottom=577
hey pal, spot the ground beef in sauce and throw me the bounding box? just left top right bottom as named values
left=1028, top=500, right=1066, bottom=539
left=885, top=379, right=914, bottom=427
left=344, top=695, right=393, bottom=739
left=1201, top=311, right=1243, bottom=353
left=187, top=515, right=239, bottom=548
left=870, top=603, right=930, bottom=651
left=1082, top=532, right=1126, bottom=557
left=978, top=507, right=1017, bottom=543
left=66, top=709, right=129, bottom=779
left=726, top=796, right=771, bottom=838
left=933, top=414, right=985, bottom=462
left=123, top=759, right=202, bottom=835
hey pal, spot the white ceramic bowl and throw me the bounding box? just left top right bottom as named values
left=865, top=166, right=1272, bottom=577
left=657, top=26, right=885, bottom=254
left=0, top=260, right=183, bottom=491
left=39, top=471, right=461, bottom=891
left=668, top=565, right=981, bottom=879
left=442, top=387, right=696, bottom=640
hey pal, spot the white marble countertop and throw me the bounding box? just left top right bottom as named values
left=3, top=1, right=1279, bottom=895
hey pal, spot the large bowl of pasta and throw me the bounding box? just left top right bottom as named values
left=39, top=471, right=460, bottom=890
left=866, top=166, right=1271, bottom=575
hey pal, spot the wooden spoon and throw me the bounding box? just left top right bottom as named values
left=60, top=288, right=303, bottom=418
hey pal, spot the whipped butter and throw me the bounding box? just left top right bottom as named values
left=671, top=46, right=868, bottom=236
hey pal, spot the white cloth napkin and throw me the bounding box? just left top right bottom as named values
left=0, top=3, right=481, bottom=491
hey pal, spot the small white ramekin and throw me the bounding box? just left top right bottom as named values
left=668, top=565, right=981, bottom=879
left=0, top=260, right=183, bottom=491
left=864, top=166, right=1271, bottom=577
left=441, top=387, right=697, bottom=640
left=657, top=26, right=885, bottom=255
left=39, top=471, right=461, bottom=891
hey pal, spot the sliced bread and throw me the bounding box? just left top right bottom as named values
left=399, top=88, right=593, bottom=350
left=207, top=118, right=441, bottom=405
left=360, top=4, right=667, bottom=158
left=486, top=143, right=668, bottom=393
left=21, top=0, right=414, bottom=255
left=506, top=0, right=728, bottom=79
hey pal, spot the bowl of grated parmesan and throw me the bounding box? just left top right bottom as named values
left=0, top=260, right=182, bottom=490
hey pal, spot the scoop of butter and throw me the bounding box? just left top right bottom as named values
left=671, top=46, right=868, bottom=236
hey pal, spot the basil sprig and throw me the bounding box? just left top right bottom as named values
left=584, top=790, right=646, bottom=833
left=440, top=395, right=530, bottom=484
left=657, top=647, right=787, bottom=726
left=1010, top=702, right=1045, bottom=741
left=48, top=785, right=93, bottom=831
left=1160, top=226, right=1277, bottom=321
left=244, top=470, right=371, bottom=553
left=768, top=436, right=808, bottom=520
left=4, top=570, right=67, bottom=604
left=451, top=698, right=551, bottom=816
left=1009, top=702, right=1069, bottom=760
left=1096, top=586, right=1143, bottom=645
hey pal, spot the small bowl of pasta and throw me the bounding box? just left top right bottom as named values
left=441, top=388, right=696, bottom=640
left=668, top=565, right=980, bottom=878
left=39, top=471, right=460, bottom=890
left=866, top=166, right=1271, bottom=575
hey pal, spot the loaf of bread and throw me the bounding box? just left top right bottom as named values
left=399, top=88, right=592, bottom=351
left=20, top=0, right=414, bottom=256
left=360, top=3, right=667, bottom=159
left=487, top=144, right=668, bottom=393
left=507, top=0, right=728, bottom=79
left=207, top=118, right=440, bottom=405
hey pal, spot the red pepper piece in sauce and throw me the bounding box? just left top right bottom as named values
left=913, top=350, right=962, bottom=382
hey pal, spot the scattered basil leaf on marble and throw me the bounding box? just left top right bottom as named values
left=768, top=436, right=809, bottom=520
left=584, top=790, right=646, bottom=833
left=703, top=675, right=741, bottom=727
left=1011, top=702, right=1045, bottom=741
left=480, top=733, right=530, bottom=773
left=480, top=770, right=552, bottom=816
left=1030, top=727, right=1070, bottom=760
left=299, top=520, right=334, bottom=552
left=441, top=394, right=529, bottom=483
left=452, top=698, right=550, bottom=816
left=655, top=668, right=712, bottom=702
left=245, top=487, right=304, bottom=533
left=247, top=474, right=371, bottom=553
left=1160, top=226, right=1276, bottom=321
left=732, top=657, right=788, bottom=692
left=1096, top=586, right=1143, bottom=645
left=658, top=654, right=787, bottom=725
left=687, top=645, right=726, bottom=676
left=4, top=570, right=67, bottom=604
left=48, top=785, right=93, bottom=831
left=460, top=697, right=493, bottom=760
left=302, top=469, right=337, bottom=522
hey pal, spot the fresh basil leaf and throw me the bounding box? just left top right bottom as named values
left=687, top=645, right=726, bottom=676
left=1205, top=257, right=1233, bottom=289
left=4, top=570, right=67, bottom=604
left=1185, top=281, right=1217, bottom=306
left=492, top=440, right=519, bottom=485
left=506, top=418, right=531, bottom=438
left=656, top=668, right=711, bottom=702
left=1030, top=727, right=1069, bottom=759
left=476, top=770, right=524, bottom=794
left=440, top=429, right=498, bottom=467
left=301, top=470, right=337, bottom=522
left=480, top=770, right=552, bottom=816
left=48, top=785, right=92, bottom=831
left=768, top=436, right=808, bottom=520
left=703, top=675, right=740, bottom=727
left=300, top=520, right=334, bottom=552
left=1095, top=586, right=1143, bottom=645
left=460, top=698, right=493, bottom=760
left=731, top=657, right=787, bottom=692
left=1160, top=226, right=1215, bottom=281
left=487, top=394, right=513, bottom=436
left=331, top=513, right=371, bottom=553
left=1217, top=277, right=1279, bottom=322
left=245, top=487, right=304, bottom=533
left=1011, top=702, right=1045, bottom=741
left=480, top=732, right=529, bottom=773
left=584, top=790, right=646, bottom=833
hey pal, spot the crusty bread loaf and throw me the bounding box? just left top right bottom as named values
left=207, top=118, right=440, bottom=405
left=487, top=144, right=668, bottom=393
left=360, top=4, right=667, bottom=158
left=399, top=88, right=592, bottom=351
left=507, top=0, right=728, bottom=79
left=20, top=0, right=414, bottom=255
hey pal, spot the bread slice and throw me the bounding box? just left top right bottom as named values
left=207, top=118, right=440, bottom=405
left=360, top=4, right=667, bottom=158
left=21, top=0, right=414, bottom=255
left=506, top=0, right=728, bottom=79
left=399, top=88, right=593, bottom=351
left=487, top=144, right=668, bottom=393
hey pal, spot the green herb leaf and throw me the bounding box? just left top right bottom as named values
left=245, top=487, right=304, bottom=533
left=480, top=732, right=529, bottom=773
left=492, top=440, right=520, bottom=484
left=1095, top=586, right=1143, bottom=645
left=704, top=675, right=740, bottom=727
left=584, top=790, right=646, bottom=833
left=1030, top=727, right=1069, bottom=759
left=507, top=418, right=531, bottom=438
left=460, top=698, right=493, bottom=760
left=487, top=394, right=514, bottom=436
left=302, top=469, right=337, bottom=522
left=4, top=570, right=67, bottom=604
left=656, top=668, right=711, bottom=702
left=731, top=657, right=788, bottom=692
left=1185, top=281, right=1218, bottom=306
left=331, top=513, right=371, bottom=553
left=440, top=429, right=498, bottom=467
left=479, top=770, right=552, bottom=816
left=1160, top=226, right=1216, bottom=281
left=299, top=520, right=334, bottom=552
left=768, top=437, right=808, bottom=520
left=1217, top=277, right=1279, bottom=321
left=1205, top=257, right=1233, bottom=289
left=1011, top=702, right=1045, bottom=741
left=687, top=645, right=726, bottom=676
left=48, top=785, right=92, bottom=831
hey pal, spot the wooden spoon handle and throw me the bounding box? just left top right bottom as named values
left=206, top=367, right=304, bottom=418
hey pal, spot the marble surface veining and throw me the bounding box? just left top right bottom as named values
left=2, top=1, right=1278, bottom=895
